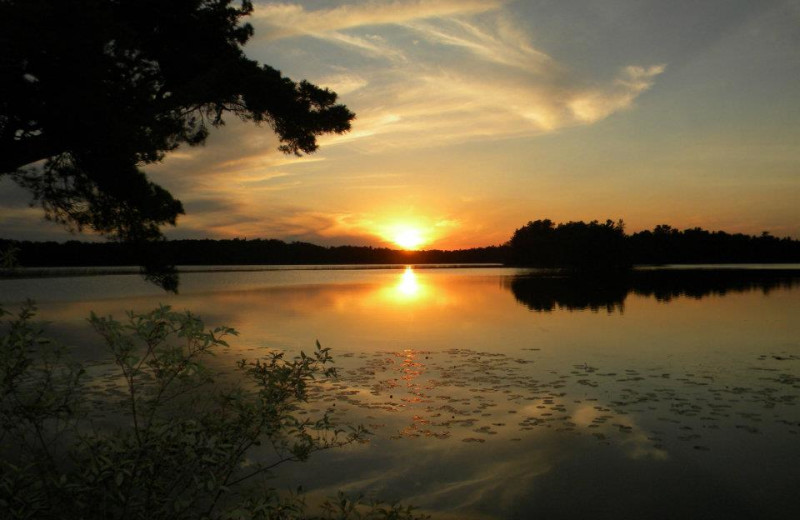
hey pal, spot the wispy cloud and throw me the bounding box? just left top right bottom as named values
left=319, top=31, right=408, bottom=61
left=169, top=202, right=406, bottom=247
left=402, top=14, right=553, bottom=72
left=253, top=2, right=665, bottom=150
left=317, top=62, right=665, bottom=151
left=252, top=0, right=506, bottom=40
left=314, top=72, right=368, bottom=95
left=0, top=202, right=92, bottom=241
left=568, top=65, right=666, bottom=123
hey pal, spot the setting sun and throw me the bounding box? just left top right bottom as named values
left=393, top=227, right=426, bottom=250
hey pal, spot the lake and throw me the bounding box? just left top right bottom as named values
left=2, top=265, right=799, bottom=519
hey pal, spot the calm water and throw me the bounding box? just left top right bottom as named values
left=2, top=266, right=799, bottom=519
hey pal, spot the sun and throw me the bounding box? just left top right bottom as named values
left=377, top=220, right=432, bottom=250
left=393, top=227, right=426, bottom=250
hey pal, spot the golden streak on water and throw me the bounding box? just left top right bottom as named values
left=395, top=266, right=421, bottom=298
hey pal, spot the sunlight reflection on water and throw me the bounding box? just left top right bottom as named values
left=396, top=266, right=422, bottom=299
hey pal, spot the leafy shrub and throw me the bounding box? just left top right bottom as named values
left=0, top=303, right=426, bottom=520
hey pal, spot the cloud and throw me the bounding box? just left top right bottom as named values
left=163, top=198, right=331, bottom=241
left=317, top=61, right=665, bottom=152
left=251, top=4, right=666, bottom=152
left=0, top=205, right=98, bottom=241
left=172, top=205, right=469, bottom=248
left=143, top=118, right=318, bottom=194
left=252, top=0, right=506, bottom=40
left=568, top=65, right=667, bottom=123
left=402, top=14, right=553, bottom=72
left=143, top=141, right=396, bottom=244
left=133, top=118, right=347, bottom=242
left=167, top=202, right=389, bottom=247
left=318, top=31, right=408, bottom=61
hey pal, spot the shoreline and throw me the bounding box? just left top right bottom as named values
left=2, top=263, right=800, bottom=281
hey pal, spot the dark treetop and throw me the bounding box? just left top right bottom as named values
left=0, top=0, right=354, bottom=248
left=508, top=219, right=800, bottom=271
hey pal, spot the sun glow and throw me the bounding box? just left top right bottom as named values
left=383, top=222, right=431, bottom=250
left=375, top=219, right=434, bottom=250
left=394, top=228, right=425, bottom=250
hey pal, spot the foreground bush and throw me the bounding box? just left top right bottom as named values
left=0, top=303, right=426, bottom=519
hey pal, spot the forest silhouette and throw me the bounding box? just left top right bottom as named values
left=508, top=219, right=800, bottom=269
left=2, top=220, right=799, bottom=273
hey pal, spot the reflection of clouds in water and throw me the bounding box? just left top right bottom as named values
left=571, top=405, right=668, bottom=461
left=293, top=345, right=799, bottom=516
left=324, top=348, right=686, bottom=461
left=288, top=433, right=563, bottom=519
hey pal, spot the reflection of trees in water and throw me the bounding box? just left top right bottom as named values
left=506, top=269, right=800, bottom=313
left=504, top=275, right=629, bottom=313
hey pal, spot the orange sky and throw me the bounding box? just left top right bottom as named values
left=2, top=0, right=799, bottom=249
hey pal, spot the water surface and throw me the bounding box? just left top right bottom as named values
left=2, top=266, right=799, bottom=519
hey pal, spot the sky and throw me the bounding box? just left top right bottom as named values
left=2, top=0, right=799, bottom=249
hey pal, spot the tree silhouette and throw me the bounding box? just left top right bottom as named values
left=508, top=219, right=630, bottom=271
left=507, top=219, right=799, bottom=271
left=0, top=0, right=354, bottom=249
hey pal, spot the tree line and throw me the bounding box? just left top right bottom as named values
left=508, top=219, right=800, bottom=269
left=2, top=220, right=799, bottom=270
left=0, top=238, right=505, bottom=268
